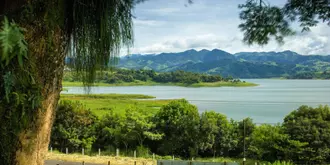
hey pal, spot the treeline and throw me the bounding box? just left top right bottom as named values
left=63, top=68, right=241, bottom=84
left=51, top=100, right=330, bottom=164
left=286, top=71, right=330, bottom=79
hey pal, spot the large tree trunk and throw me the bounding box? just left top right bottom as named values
left=20, top=27, right=66, bottom=165
left=14, top=24, right=66, bottom=165
left=15, top=91, right=61, bottom=165
left=0, top=1, right=67, bottom=165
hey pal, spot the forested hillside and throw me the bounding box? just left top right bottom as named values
left=118, top=49, right=330, bottom=78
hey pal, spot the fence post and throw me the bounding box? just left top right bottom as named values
left=153, top=153, right=155, bottom=160
left=134, top=150, right=136, bottom=158
left=66, top=147, right=68, bottom=154
left=108, top=161, right=110, bottom=165
left=224, top=161, right=227, bottom=165
left=82, top=148, right=84, bottom=155
left=98, top=148, right=101, bottom=156
left=134, top=161, right=136, bottom=165
left=116, top=148, right=119, bottom=157
left=82, top=161, right=85, bottom=165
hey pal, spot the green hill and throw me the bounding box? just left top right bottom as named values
left=118, top=49, right=330, bottom=78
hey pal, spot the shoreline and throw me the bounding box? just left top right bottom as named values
left=62, top=81, right=258, bottom=87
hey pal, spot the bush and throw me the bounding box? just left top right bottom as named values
left=51, top=101, right=97, bottom=152
left=267, top=161, right=294, bottom=165
left=137, top=146, right=151, bottom=157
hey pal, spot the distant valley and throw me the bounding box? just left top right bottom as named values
left=118, top=49, right=330, bottom=78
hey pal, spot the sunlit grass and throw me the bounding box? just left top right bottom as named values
left=196, top=157, right=268, bottom=165
left=188, top=81, right=258, bottom=87
left=61, top=94, right=155, bottom=99
left=60, top=94, right=173, bottom=117
left=46, top=152, right=265, bottom=165
left=46, top=152, right=155, bottom=165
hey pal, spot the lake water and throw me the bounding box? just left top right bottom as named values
left=63, top=79, right=330, bottom=123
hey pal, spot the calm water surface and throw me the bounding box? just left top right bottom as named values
left=63, top=79, right=330, bottom=123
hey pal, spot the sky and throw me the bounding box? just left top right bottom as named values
left=127, top=0, right=330, bottom=56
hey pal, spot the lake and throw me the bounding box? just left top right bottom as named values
left=63, top=79, right=330, bottom=123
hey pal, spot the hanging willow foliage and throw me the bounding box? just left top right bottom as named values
left=66, top=0, right=135, bottom=87
left=2, top=0, right=137, bottom=86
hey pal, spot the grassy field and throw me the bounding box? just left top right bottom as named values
left=46, top=152, right=155, bottom=165
left=60, top=94, right=174, bottom=117
left=46, top=152, right=265, bottom=165
left=188, top=81, right=258, bottom=87
left=195, top=157, right=268, bottom=165
left=62, top=80, right=258, bottom=87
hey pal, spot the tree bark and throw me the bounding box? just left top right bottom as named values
left=0, top=1, right=67, bottom=164
left=14, top=26, right=66, bottom=165
left=15, top=92, right=61, bottom=165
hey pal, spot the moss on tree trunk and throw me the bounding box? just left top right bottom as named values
left=14, top=23, right=67, bottom=164
left=0, top=4, right=66, bottom=163
left=1, top=0, right=134, bottom=164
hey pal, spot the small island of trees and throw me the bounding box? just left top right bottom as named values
left=63, top=68, right=249, bottom=87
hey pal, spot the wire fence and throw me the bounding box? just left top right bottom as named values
left=50, top=147, right=155, bottom=158
left=157, top=160, right=239, bottom=165
left=48, top=147, right=240, bottom=165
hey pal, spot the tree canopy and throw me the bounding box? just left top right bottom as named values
left=238, top=0, right=330, bottom=45
left=50, top=100, right=330, bottom=164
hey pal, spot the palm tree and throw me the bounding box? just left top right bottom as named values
left=0, top=1, right=136, bottom=165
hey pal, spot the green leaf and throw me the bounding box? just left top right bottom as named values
left=0, top=17, right=28, bottom=67
left=17, top=53, right=23, bottom=67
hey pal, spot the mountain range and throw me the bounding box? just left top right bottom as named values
left=118, top=49, right=330, bottom=78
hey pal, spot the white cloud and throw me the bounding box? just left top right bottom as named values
left=131, top=24, right=330, bottom=55
left=147, top=7, right=181, bottom=15
left=134, top=19, right=166, bottom=27
left=131, top=34, right=222, bottom=54
left=280, top=24, right=330, bottom=55
left=128, top=0, right=330, bottom=56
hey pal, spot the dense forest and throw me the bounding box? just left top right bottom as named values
left=51, top=100, right=330, bottom=164
left=286, top=71, right=330, bottom=79
left=63, top=68, right=242, bottom=84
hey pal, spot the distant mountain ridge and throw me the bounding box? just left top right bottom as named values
left=118, top=49, right=330, bottom=78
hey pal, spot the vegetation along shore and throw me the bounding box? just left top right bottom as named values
left=51, top=93, right=330, bottom=165
left=63, top=68, right=257, bottom=87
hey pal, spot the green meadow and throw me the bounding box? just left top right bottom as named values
left=60, top=94, right=174, bottom=117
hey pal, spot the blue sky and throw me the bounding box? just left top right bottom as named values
left=129, top=0, right=330, bottom=55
